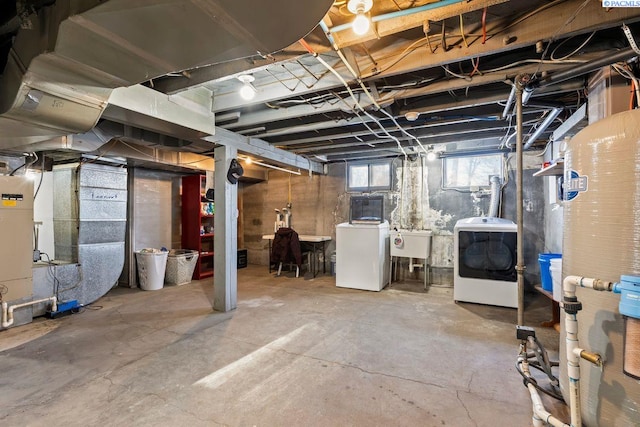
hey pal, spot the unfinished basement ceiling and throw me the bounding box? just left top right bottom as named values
left=148, top=0, right=640, bottom=162
left=1, top=0, right=640, bottom=165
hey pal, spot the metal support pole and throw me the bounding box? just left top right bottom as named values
left=515, top=74, right=530, bottom=327
left=214, top=145, right=238, bottom=312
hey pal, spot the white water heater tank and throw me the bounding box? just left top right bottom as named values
left=562, top=108, right=640, bottom=426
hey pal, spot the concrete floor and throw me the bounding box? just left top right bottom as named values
left=1, top=265, right=567, bottom=426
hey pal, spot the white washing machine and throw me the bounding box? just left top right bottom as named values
left=336, top=221, right=389, bottom=291
left=453, top=217, right=518, bottom=308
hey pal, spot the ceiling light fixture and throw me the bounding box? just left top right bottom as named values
left=237, top=75, right=256, bottom=100
left=237, top=155, right=301, bottom=175
left=347, top=0, right=373, bottom=36
left=404, top=111, right=420, bottom=121
left=426, top=151, right=438, bottom=162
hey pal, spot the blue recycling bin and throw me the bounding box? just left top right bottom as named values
left=538, top=253, right=562, bottom=292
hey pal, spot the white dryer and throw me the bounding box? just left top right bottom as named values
left=453, top=217, right=517, bottom=308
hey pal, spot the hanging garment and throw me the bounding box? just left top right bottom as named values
left=271, top=227, right=303, bottom=268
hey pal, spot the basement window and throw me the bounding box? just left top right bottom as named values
left=443, top=154, right=503, bottom=189
left=347, top=160, right=391, bottom=192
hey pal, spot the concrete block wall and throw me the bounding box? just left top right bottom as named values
left=241, top=156, right=546, bottom=288
left=242, top=164, right=344, bottom=267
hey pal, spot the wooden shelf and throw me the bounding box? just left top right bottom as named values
left=198, top=270, right=214, bottom=279
left=182, top=175, right=214, bottom=280
left=534, top=285, right=560, bottom=331
left=533, top=159, right=564, bottom=177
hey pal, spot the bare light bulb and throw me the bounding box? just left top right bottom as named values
left=239, top=84, right=256, bottom=100
left=426, top=151, right=437, bottom=161
left=244, top=157, right=253, bottom=165
left=348, top=0, right=373, bottom=36
left=352, top=12, right=370, bottom=35
left=237, top=75, right=256, bottom=101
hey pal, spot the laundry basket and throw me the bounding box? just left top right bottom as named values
left=165, top=249, right=199, bottom=286
left=136, top=249, right=169, bottom=291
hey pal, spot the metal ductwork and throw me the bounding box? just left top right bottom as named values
left=0, top=0, right=334, bottom=150
left=53, top=162, right=127, bottom=305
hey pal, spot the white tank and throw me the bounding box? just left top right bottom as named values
left=562, top=109, right=640, bottom=426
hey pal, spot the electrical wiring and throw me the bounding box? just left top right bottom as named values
left=481, top=6, right=487, bottom=44
left=550, top=30, right=596, bottom=61
left=42, top=250, right=83, bottom=299
left=532, top=0, right=591, bottom=78
left=81, top=139, right=120, bottom=164
left=442, top=65, right=472, bottom=82
left=39, top=252, right=61, bottom=300
left=459, top=14, right=468, bottom=48
left=318, top=54, right=408, bottom=156
left=469, top=57, right=480, bottom=77
left=363, top=36, right=430, bottom=77
left=612, top=62, right=640, bottom=108
left=9, top=152, right=38, bottom=176
left=524, top=139, right=553, bottom=157
left=441, top=21, right=448, bottom=52
left=33, top=155, right=45, bottom=200
left=492, top=0, right=567, bottom=38
left=300, top=38, right=409, bottom=157
left=481, top=58, right=586, bottom=74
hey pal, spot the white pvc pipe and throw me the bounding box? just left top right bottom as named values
left=2, top=296, right=57, bottom=328
left=561, top=275, right=614, bottom=427
left=517, top=354, right=569, bottom=427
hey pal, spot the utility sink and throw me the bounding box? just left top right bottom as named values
left=390, top=229, right=432, bottom=258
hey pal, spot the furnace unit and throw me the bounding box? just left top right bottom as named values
left=0, top=176, right=33, bottom=306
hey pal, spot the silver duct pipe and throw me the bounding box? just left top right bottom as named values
left=505, top=103, right=564, bottom=150
left=53, top=163, right=127, bottom=305
left=502, top=85, right=516, bottom=119
left=488, top=175, right=502, bottom=218
left=523, top=107, right=564, bottom=150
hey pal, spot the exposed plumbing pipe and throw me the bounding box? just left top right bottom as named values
left=527, top=47, right=637, bottom=91
left=561, top=275, right=613, bottom=427
left=515, top=73, right=528, bottom=327
left=2, top=296, right=57, bottom=328
left=328, top=0, right=466, bottom=33
left=517, top=350, right=569, bottom=427
left=519, top=274, right=638, bottom=426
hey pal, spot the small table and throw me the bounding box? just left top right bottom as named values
left=262, top=234, right=332, bottom=277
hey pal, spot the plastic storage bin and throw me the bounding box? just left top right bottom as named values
left=165, top=249, right=199, bottom=286
left=550, top=257, right=562, bottom=302
left=538, top=253, right=562, bottom=292
left=136, top=250, right=169, bottom=291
